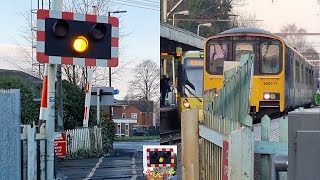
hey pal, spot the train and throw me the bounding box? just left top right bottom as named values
left=203, top=27, right=316, bottom=120
left=177, top=51, right=204, bottom=121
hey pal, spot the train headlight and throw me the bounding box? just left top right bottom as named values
left=263, top=93, right=279, bottom=100
left=183, top=99, right=190, bottom=108
left=270, top=94, right=276, bottom=100
left=264, top=93, right=271, bottom=100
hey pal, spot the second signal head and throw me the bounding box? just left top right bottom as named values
left=52, top=19, right=69, bottom=37
left=90, top=23, right=107, bottom=40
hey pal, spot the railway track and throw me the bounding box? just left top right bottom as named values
left=160, top=130, right=181, bottom=145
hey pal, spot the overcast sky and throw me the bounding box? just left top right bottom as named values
left=234, top=0, right=320, bottom=52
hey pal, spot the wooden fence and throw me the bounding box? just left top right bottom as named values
left=254, top=115, right=288, bottom=180
left=181, top=56, right=291, bottom=179
left=66, top=126, right=103, bottom=156
left=199, top=58, right=254, bottom=180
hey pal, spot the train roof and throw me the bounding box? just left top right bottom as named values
left=218, top=27, right=274, bottom=36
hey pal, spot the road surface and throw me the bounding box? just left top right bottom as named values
left=58, top=140, right=160, bottom=179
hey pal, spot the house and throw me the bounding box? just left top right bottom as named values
left=112, top=100, right=154, bottom=136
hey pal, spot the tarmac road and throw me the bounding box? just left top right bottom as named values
left=58, top=140, right=160, bottom=180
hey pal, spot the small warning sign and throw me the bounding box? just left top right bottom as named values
left=54, top=132, right=67, bottom=157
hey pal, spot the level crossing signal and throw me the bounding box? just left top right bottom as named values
left=146, top=148, right=174, bottom=167
left=36, top=9, right=119, bottom=67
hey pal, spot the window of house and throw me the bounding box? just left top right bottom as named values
left=131, top=113, right=138, bottom=119
left=122, top=113, right=126, bottom=118
left=125, top=123, right=129, bottom=136
left=117, top=123, right=121, bottom=134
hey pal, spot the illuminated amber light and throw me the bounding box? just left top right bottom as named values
left=73, top=36, right=88, bottom=53
left=159, top=157, right=164, bottom=163
left=189, top=60, right=203, bottom=66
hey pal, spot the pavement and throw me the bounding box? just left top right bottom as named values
left=58, top=140, right=160, bottom=180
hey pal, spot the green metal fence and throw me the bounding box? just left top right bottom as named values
left=200, top=58, right=254, bottom=180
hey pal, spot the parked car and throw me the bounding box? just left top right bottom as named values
left=133, top=128, right=148, bottom=136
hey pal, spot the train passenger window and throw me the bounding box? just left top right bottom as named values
left=261, top=44, right=280, bottom=74
left=208, top=43, right=229, bottom=75
left=235, top=43, right=254, bottom=64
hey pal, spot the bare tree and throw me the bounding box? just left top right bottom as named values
left=232, top=10, right=262, bottom=28
left=127, top=60, right=160, bottom=104
left=279, top=23, right=309, bottom=52
left=302, top=47, right=320, bottom=60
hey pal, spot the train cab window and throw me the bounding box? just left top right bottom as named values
left=261, top=44, right=280, bottom=74
left=207, top=43, right=229, bottom=75
left=235, top=43, right=254, bottom=64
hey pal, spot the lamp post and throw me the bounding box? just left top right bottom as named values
left=107, top=11, right=126, bottom=117
left=173, top=10, right=189, bottom=26
left=197, top=23, right=212, bottom=36
left=108, top=11, right=127, bottom=87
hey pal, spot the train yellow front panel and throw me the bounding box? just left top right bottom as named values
left=180, top=97, right=203, bottom=121
left=203, top=76, right=224, bottom=92
left=204, top=74, right=285, bottom=113
left=250, top=74, right=285, bottom=112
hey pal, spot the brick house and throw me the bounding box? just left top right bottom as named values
left=112, top=100, right=154, bottom=136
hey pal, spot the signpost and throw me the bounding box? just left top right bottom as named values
left=91, top=87, right=115, bottom=125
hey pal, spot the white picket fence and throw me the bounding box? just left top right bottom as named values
left=66, top=126, right=103, bottom=155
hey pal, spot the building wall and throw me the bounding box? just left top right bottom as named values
left=113, top=105, right=153, bottom=127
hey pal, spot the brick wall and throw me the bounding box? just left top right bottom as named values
left=113, top=105, right=153, bottom=127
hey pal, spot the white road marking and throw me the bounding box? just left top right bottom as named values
left=131, top=151, right=138, bottom=180
left=83, top=156, right=105, bottom=180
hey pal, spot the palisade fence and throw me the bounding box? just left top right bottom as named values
left=200, top=58, right=255, bottom=180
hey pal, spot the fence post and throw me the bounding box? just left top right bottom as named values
left=22, top=126, right=28, bottom=180
left=181, top=109, right=199, bottom=180
left=40, top=125, right=46, bottom=180
left=27, top=125, right=35, bottom=180
left=279, top=116, right=288, bottom=180
left=261, top=115, right=271, bottom=180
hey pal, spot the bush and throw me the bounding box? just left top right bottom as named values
left=0, top=76, right=40, bottom=124
left=100, top=109, right=116, bottom=153
left=62, top=80, right=97, bottom=130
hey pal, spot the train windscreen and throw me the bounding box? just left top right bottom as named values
left=206, top=36, right=282, bottom=75
left=260, top=43, right=281, bottom=74
left=184, top=58, right=204, bottom=97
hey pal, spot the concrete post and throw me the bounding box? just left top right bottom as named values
left=181, top=109, right=199, bottom=180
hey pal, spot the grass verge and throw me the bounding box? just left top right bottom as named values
left=115, top=135, right=160, bottom=141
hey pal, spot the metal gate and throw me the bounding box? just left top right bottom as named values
left=200, top=59, right=254, bottom=180
left=0, top=89, right=21, bottom=180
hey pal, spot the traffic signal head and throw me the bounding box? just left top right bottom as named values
left=45, top=18, right=112, bottom=59
left=149, top=151, right=172, bottom=164
left=37, top=10, right=119, bottom=67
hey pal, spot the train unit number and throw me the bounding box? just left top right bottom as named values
left=264, top=82, right=277, bottom=85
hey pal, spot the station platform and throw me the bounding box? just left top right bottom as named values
left=160, top=105, right=178, bottom=112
